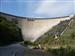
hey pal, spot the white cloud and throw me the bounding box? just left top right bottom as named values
left=35, top=0, right=56, bottom=14
left=34, top=0, right=74, bottom=17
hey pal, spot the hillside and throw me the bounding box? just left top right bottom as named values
left=35, top=15, right=75, bottom=48
left=0, top=16, right=23, bottom=46
left=60, top=16, right=75, bottom=47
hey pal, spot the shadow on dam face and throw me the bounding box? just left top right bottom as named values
left=18, top=17, right=70, bottom=42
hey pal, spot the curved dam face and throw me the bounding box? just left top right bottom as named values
left=19, top=17, right=70, bottom=42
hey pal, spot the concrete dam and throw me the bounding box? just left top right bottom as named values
left=19, top=17, right=71, bottom=42
left=0, top=12, right=72, bottom=42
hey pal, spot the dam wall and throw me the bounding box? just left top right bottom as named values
left=19, top=17, right=70, bottom=42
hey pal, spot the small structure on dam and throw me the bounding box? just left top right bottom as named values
left=0, top=12, right=72, bottom=42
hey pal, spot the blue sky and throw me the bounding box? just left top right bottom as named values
left=0, top=0, right=75, bottom=18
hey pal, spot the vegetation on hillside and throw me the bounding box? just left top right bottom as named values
left=46, top=46, right=75, bottom=56
left=34, top=16, right=75, bottom=56
left=0, top=16, right=23, bottom=46
left=35, top=16, right=75, bottom=47
left=60, top=16, right=75, bottom=46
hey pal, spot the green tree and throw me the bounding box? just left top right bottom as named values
left=0, top=16, right=23, bottom=46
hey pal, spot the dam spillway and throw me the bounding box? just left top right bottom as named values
left=19, top=17, right=70, bottom=42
